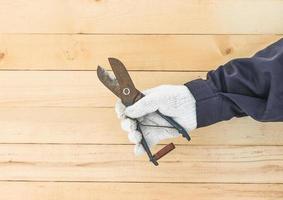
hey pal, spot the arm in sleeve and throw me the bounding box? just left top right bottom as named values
left=185, top=38, right=283, bottom=128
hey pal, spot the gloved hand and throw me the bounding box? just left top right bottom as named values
left=115, top=85, right=197, bottom=155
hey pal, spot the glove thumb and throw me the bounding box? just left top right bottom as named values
left=124, top=95, right=158, bottom=118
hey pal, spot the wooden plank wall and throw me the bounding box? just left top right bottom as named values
left=0, top=1, right=282, bottom=199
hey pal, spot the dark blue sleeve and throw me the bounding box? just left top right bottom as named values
left=185, top=38, right=283, bottom=128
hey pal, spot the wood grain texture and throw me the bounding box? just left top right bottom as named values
left=0, top=107, right=283, bottom=145
left=0, top=0, right=282, bottom=198
left=1, top=182, right=283, bottom=200
left=0, top=144, right=282, bottom=183
left=0, top=0, right=282, bottom=34
left=0, top=35, right=281, bottom=70
left=0, top=70, right=281, bottom=146
left=0, top=71, right=205, bottom=107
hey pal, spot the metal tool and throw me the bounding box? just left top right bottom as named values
left=97, top=58, right=191, bottom=166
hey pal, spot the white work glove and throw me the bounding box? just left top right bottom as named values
left=115, top=85, right=197, bottom=155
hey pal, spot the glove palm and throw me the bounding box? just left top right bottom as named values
left=115, top=85, right=197, bottom=155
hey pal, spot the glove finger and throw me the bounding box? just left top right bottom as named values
left=133, top=129, right=178, bottom=156
left=141, top=117, right=179, bottom=141
left=133, top=136, right=159, bottom=156
left=145, top=128, right=175, bottom=144
left=134, top=143, right=145, bottom=156
left=125, top=95, right=158, bottom=118
left=120, top=118, right=137, bottom=133
left=128, top=130, right=142, bottom=144
left=144, top=112, right=170, bottom=127
left=115, top=100, right=126, bottom=119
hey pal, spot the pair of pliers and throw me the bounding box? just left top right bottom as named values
left=97, top=58, right=190, bottom=166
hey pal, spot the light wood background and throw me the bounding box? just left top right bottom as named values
left=0, top=1, right=282, bottom=199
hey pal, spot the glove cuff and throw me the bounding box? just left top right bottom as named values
left=182, top=85, right=197, bottom=131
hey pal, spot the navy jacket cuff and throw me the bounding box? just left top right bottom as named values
left=185, top=79, right=245, bottom=128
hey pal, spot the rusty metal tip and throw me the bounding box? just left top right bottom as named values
left=97, top=65, right=102, bottom=74
left=97, top=65, right=106, bottom=72
left=108, top=57, right=121, bottom=65
left=97, top=66, right=116, bottom=81
left=108, top=57, right=117, bottom=61
left=97, top=65, right=108, bottom=79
